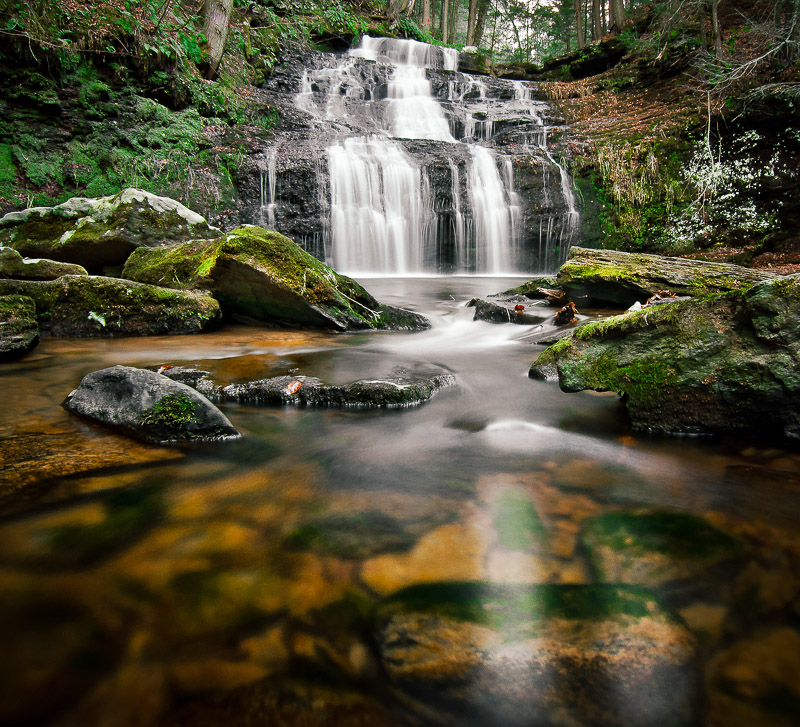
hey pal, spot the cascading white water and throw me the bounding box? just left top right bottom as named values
left=469, top=145, right=513, bottom=273
left=328, top=136, right=432, bottom=274
left=260, top=148, right=278, bottom=228
left=288, top=34, right=579, bottom=274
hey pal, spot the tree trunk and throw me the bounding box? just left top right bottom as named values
left=473, top=0, right=491, bottom=47
left=203, top=0, right=233, bottom=80
left=448, top=0, right=458, bottom=44
left=441, top=0, right=450, bottom=42
left=592, top=0, right=603, bottom=39
left=711, top=0, right=722, bottom=56
left=609, top=0, right=625, bottom=33
left=422, top=0, right=432, bottom=32
left=574, top=0, right=585, bottom=48
left=467, top=0, right=479, bottom=45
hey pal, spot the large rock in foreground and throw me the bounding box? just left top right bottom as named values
left=531, top=275, right=800, bottom=437
left=122, top=225, right=430, bottom=331
left=374, top=582, right=697, bottom=727
left=63, top=366, right=241, bottom=445
left=0, top=247, right=88, bottom=280
left=0, top=295, right=39, bottom=360
left=0, top=189, right=221, bottom=272
left=0, top=275, right=221, bottom=337
left=558, top=246, right=776, bottom=307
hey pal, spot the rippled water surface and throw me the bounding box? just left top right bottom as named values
left=2, top=276, right=799, bottom=727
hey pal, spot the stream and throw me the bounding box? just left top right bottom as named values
left=2, top=276, right=800, bottom=726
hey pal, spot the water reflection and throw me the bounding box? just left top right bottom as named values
left=1, top=277, right=799, bottom=726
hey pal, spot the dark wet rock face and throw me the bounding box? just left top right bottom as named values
left=62, top=365, right=241, bottom=445
left=0, top=294, right=39, bottom=360
left=0, top=188, right=221, bottom=273
left=531, top=274, right=800, bottom=437
left=0, top=275, right=221, bottom=337
left=468, top=296, right=549, bottom=325
left=123, top=225, right=430, bottom=332
left=0, top=246, right=88, bottom=280
left=374, top=582, right=698, bottom=727
left=161, top=368, right=456, bottom=409
left=558, top=246, right=777, bottom=307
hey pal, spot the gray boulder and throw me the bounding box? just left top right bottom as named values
left=0, top=189, right=221, bottom=272
left=63, top=365, right=240, bottom=445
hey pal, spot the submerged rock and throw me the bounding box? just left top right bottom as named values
left=581, top=510, right=742, bottom=601
left=374, top=582, right=698, bottom=727
left=0, top=188, right=221, bottom=272
left=0, top=275, right=221, bottom=337
left=122, top=224, right=431, bottom=331
left=0, top=295, right=38, bottom=360
left=558, top=246, right=776, bottom=307
left=530, top=275, right=800, bottom=437
left=0, top=246, right=88, bottom=280
left=162, top=368, right=456, bottom=409
left=63, top=365, right=241, bottom=445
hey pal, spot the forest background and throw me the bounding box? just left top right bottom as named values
left=0, top=0, right=798, bottom=267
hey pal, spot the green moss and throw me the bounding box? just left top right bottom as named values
left=140, top=393, right=197, bottom=430
left=378, top=582, right=670, bottom=629
left=582, top=511, right=738, bottom=560
left=492, top=491, right=545, bottom=551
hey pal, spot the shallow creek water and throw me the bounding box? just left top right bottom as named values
left=2, top=277, right=800, bottom=727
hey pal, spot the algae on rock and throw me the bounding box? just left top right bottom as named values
left=0, top=188, right=221, bottom=272
left=123, top=224, right=430, bottom=331
left=0, top=275, right=221, bottom=337
left=530, top=274, right=800, bottom=437
left=0, top=294, right=39, bottom=359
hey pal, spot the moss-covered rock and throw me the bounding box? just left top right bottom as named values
left=62, top=365, right=241, bottom=445
left=0, top=189, right=221, bottom=272
left=0, top=294, right=38, bottom=360
left=557, top=246, right=777, bottom=307
left=530, top=274, right=800, bottom=437
left=122, top=224, right=431, bottom=331
left=0, top=246, right=88, bottom=280
left=0, top=275, right=221, bottom=337
left=374, top=582, right=698, bottom=727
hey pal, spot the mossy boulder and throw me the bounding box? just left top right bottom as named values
left=62, top=365, right=241, bottom=445
left=0, top=295, right=39, bottom=360
left=0, top=275, right=221, bottom=337
left=530, top=275, right=800, bottom=437
left=558, top=246, right=776, bottom=307
left=374, top=582, right=698, bottom=727
left=0, top=246, right=88, bottom=280
left=0, top=189, right=221, bottom=273
left=122, top=225, right=431, bottom=331
left=581, top=510, right=742, bottom=599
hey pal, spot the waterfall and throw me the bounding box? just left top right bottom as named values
left=328, top=136, right=432, bottom=274
left=260, top=148, right=278, bottom=229
left=282, top=35, right=579, bottom=274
